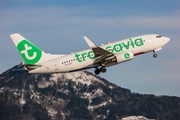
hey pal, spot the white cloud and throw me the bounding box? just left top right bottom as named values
left=1, top=6, right=180, bottom=31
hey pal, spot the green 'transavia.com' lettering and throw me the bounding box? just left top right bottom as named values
left=75, top=38, right=144, bottom=62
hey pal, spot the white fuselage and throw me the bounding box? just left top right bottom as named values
left=28, top=34, right=170, bottom=73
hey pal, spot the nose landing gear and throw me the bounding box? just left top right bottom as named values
left=153, top=54, right=158, bottom=58
left=153, top=50, right=158, bottom=58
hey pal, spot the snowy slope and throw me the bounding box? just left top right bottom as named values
left=0, top=65, right=179, bottom=120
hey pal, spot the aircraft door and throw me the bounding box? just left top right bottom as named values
left=147, top=37, right=153, bottom=51
left=148, top=37, right=153, bottom=44
left=148, top=37, right=153, bottom=45
left=53, top=61, right=59, bottom=71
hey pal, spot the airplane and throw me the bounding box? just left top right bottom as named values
left=10, top=33, right=170, bottom=75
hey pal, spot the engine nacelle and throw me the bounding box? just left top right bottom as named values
left=112, top=51, right=134, bottom=64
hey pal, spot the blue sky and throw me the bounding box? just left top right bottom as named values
left=1, top=0, right=180, bottom=96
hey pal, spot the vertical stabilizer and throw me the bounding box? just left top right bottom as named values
left=10, top=33, right=64, bottom=65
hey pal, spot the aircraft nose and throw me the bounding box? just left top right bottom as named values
left=164, top=37, right=170, bottom=44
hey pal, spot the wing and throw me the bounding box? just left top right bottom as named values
left=83, top=36, right=114, bottom=65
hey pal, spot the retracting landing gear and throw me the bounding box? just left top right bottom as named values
left=100, top=66, right=106, bottom=73
left=153, top=50, right=158, bottom=58
left=94, top=66, right=107, bottom=75
left=94, top=68, right=100, bottom=75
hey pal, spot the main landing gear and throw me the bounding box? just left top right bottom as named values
left=153, top=50, right=158, bottom=58
left=94, top=66, right=107, bottom=75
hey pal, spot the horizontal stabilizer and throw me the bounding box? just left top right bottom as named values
left=24, top=64, right=42, bottom=69
left=13, top=67, right=26, bottom=72
left=23, top=64, right=42, bottom=71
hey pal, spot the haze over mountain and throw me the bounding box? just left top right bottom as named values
left=0, top=65, right=180, bottom=120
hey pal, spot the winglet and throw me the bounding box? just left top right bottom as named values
left=83, top=36, right=96, bottom=48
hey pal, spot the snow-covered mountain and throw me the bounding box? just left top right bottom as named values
left=0, top=65, right=180, bottom=120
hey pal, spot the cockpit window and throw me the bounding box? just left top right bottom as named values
left=156, top=35, right=161, bottom=38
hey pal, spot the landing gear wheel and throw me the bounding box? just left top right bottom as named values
left=94, top=68, right=100, bottom=75
left=100, top=66, right=106, bottom=73
left=153, top=54, right=158, bottom=58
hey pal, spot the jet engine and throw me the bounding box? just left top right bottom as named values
left=111, top=51, right=134, bottom=64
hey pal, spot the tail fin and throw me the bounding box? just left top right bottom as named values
left=10, top=33, right=64, bottom=65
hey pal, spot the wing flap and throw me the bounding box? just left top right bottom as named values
left=92, top=46, right=113, bottom=57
